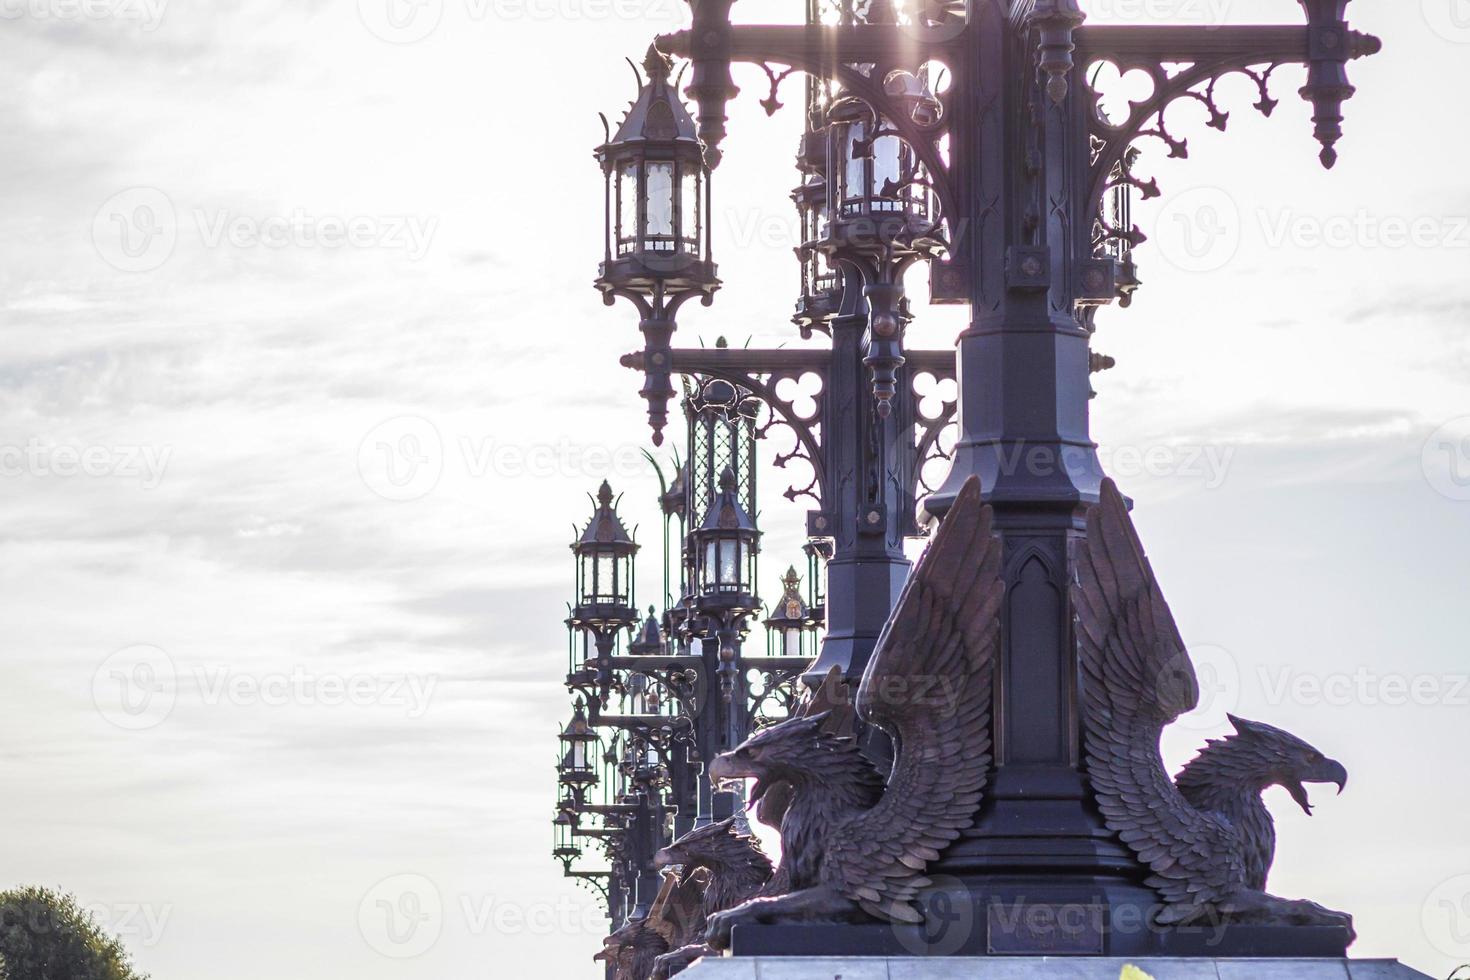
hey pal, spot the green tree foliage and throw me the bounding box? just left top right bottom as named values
left=0, top=886, right=148, bottom=980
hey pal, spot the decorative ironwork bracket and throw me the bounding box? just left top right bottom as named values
left=1077, top=16, right=1381, bottom=282
left=621, top=346, right=956, bottom=513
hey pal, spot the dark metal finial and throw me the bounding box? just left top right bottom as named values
left=642, top=43, right=672, bottom=82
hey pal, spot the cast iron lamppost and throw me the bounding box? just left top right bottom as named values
left=590, top=0, right=1382, bottom=958
left=600, top=38, right=972, bottom=692
left=554, top=429, right=810, bottom=937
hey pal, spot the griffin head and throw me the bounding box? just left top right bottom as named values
left=1180, top=714, right=1347, bottom=816
left=705, top=714, right=830, bottom=810
left=654, top=817, right=769, bottom=886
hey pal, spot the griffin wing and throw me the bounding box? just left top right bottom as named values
left=1073, top=479, right=1246, bottom=912
left=648, top=869, right=708, bottom=948
left=821, top=476, right=1003, bottom=923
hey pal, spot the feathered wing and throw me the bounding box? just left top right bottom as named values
left=1073, top=479, right=1246, bottom=914
left=648, top=870, right=707, bottom=948
left=822, top=476, right=1004, bottom=923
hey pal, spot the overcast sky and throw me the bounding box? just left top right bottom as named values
left=0, top=0, right=1467, bottom=978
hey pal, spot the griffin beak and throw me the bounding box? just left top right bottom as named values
left=1288, top=759, right=1349, bottom=815
left=653, top=847, right=674, bottom=869
left=706, top=753, right=734, bottom=786
left=1323, top=758, right=1348, bottom=795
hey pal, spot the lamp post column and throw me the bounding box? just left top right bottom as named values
left=920, top=2, right=1149, bottom=931
left=806, top=299, right=915, bottom=686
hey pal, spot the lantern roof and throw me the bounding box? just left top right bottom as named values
left=576, top=480, right=637, bottom=551
left=698, top=468, right=757, bottom=534
left=630, top=607, right=664, bottom=654
left=764, top=567, right=811, bottom=625
left=603, top=45, right=701, bottom=153
left=561, top=699, right=597, bottom=742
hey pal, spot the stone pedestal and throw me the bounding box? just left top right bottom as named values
left=677, top=957, right=1433, bottom=979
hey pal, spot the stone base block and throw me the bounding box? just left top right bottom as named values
left=676, top=958, right=1433, bottom=980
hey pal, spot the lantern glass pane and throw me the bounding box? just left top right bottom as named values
left=719, top=539, right=741, bottom=586
left=783, top=628, right=803, bottom=657
left=680, top=169, right=699, bottom=250
left=872, top=133, right=902, bottom=204
left=844, top=122, right=866, bottom=206
left=646, top=162, right=674, bottom=240
left=618, top=163, right=637, bottom=253
left=703, top=539, right=718, bottom=589
left=573, top=742, right=587, bottom=769
left=596, top=553, right=616, bottom=601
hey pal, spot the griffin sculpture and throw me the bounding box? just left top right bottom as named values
left=1075, top=479, right=1354, bottom=937
left=595, top=871, right=704, bottom=980
left=647, top=817, right=774, bottom=978
left=701, top=475, right=1003, bottom=946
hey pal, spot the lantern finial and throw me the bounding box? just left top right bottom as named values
left=642, top=43, right=672, bottom=82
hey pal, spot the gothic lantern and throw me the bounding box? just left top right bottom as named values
left=552, top=806, right=581, bottom=864
left=595, top=46, right=718, bottom=299
left=792, top=175, right=842, bottom=332
left=558, top=700, right=599, bottom=789
left=693, top=468, right=759, bottom=607
left=764, top=566, right=819, bottom=659
left=825, top=84, right=941, bottom=255
left=571, top=481, right=639, bottom=621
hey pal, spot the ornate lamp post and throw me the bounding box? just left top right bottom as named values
left=552, top=371, right=816, bottom=934
left=585, top=0, right=1382, bottom=960
left=596, top=46, right=720, bottom=446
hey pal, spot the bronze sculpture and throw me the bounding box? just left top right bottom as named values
left=647, top=818, right=773, bottom=979
left=596, top=872, right=705, bottom=980
left=648, top=668, right=855, bottom=978
left=1074, top=479, right=1354, bottom=937
left=701, top=475, right=1003, bottom=946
